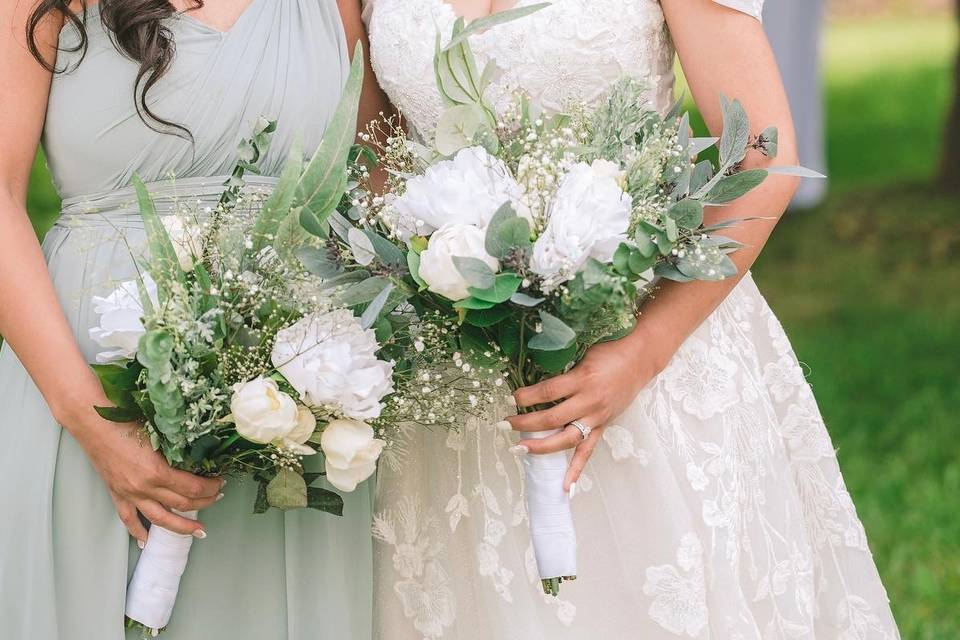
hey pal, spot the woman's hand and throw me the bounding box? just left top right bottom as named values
left=74, top=411, right=224, bottom=545
left=506, top=333, right=668, bottom=492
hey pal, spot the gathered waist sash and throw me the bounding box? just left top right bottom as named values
left=55, top=175, right=280, bottom=228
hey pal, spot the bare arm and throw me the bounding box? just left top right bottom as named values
left=338, top=0, right=398, bottom=189
left=0, top=1, right=221, bottom=541
left=509, top=0, right=801, bottom=487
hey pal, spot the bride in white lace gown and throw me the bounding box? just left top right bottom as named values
left=361, top=1, right=901, bottom=638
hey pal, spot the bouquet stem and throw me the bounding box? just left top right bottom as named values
left=125, top=510, right=198, bottom=634
left=522, top=429, right=577, bottom=595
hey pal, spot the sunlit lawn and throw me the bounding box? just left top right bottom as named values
left=25, top=12, right=960, bottom=640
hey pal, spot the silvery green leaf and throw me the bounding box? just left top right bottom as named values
left=718, top=96, right=750, bottom=168
left=667, top=199, right=704, bottom=230
left=295, top=42, right=364, bottom=217
left=435, top=104, right=490, bottom=156
left=689, top=160, right=715, bottom=194
left=442, top=2, right=552, bottom=52
left=485, top=202, right=532, bottom=259
left=527, top=310, right=576, bottom=352
left=690, top=137, right=719, bottom=156
left=633, top=230, right=657, bottom=258
left=338, top=276, right=393, bottom=306
left=510, top=292, right=545, bottom=307
left=655, top=262, right=696, bottom=283
left=297, top=246, right=342, bottom=279
left=665, top=216, right=679, bottom=242
left=317, top=270, right=369, bottom=292
left=364, top=229, right=406, bottom=267
left=348, top=227, right=376, bottom=266
left=759, top=125, right=779, bottom=158
left=360, top=282, right=395, bottom=329
left=704, top=169, right=767, bottom=205
left=252, top=144, right=304, bottom=253
left=469, top=273, right=522, bottom=304
left=452, top=256, right=497, bottom=289
left=266, top=469, right=308, bottom=511
left=766, top=165, right=827, bottom=179
left=479, top=60, right=497, bottom=93
left=677, top=112, right=691, bottom=151
left=328, top=211, right=353, bottom=241
left=435, top=46, right=476, bottom=105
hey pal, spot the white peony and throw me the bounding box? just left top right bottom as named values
left=390, top=146, right=531, bottom=240
left=418, top=223, right=500, bottom=301
left=531, top=159, right=632, bottom=285
left=89, top=274, right=160, bottom=363
left=320, top=418, right=385, bottom=492
left=230, top=377, right=299, bottom=444
left=161, top=214, right=205, bottom=271
left=271, top=309, right=394, bottom=420
left=280, top=406, right=318, bottom=456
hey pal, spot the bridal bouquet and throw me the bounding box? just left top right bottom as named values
left=297, top=8, right=819, bottom=596
left=87, top=47, right=432, bottom=635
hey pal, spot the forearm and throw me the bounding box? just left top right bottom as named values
left=0, top=194, right=107, bottom=431
left=626, top=160, right=799, bottom=373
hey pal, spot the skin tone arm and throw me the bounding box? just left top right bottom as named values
left=0, top=2, right=226, bottom=545
left=506, top=0, right=802, bottom=490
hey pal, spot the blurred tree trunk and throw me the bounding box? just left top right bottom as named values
left=940, top=0, right=960, bottom=192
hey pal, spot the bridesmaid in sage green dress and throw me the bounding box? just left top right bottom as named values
left=0, top=1, right=389, bottom=638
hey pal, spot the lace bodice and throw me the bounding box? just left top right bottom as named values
left=362, top=0, right=762, bottom=139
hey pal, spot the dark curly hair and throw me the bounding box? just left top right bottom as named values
left=27, top=1, right=200, bottom=137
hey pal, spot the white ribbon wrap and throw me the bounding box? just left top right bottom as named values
left=125, top=510, right=198, bottom=633
left=522, top=429, right=577, bottom=580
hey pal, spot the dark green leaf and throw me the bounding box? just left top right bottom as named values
left=307, top=487, right=344, bottom=516
left=465, top=305, right=511, bottom=327
left=530, top=343, right=578, bottom=374
left=94, top=405, right=143, bottom=423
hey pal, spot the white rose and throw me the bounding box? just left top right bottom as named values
left=161, top=214, right=205, bottom=271
left=391, top=146, right=531, bottom=240
left=231, top=377, right=300, bottom=444
left=279, top=406, right=318, bottom=456
left=418, top=223, right=500, bottom=301
left=271, top=309, right=394, bottom=420
left=320, top=418, right=385, bottom=492
left=531, top=159, right=632, bottom=286
left=89, top=274, right=160, bottom=363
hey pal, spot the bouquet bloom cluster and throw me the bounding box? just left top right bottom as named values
left=321, top=7, right=819, bottom=596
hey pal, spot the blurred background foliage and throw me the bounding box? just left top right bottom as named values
left=24, top=0, right=959, bottom=637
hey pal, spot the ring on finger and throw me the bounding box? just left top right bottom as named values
left=568, top=419, right=591, bottom=440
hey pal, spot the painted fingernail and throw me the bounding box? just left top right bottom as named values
left=509, top=445, right=529, bottom=456
left=137, top=539, right=146, bottom=550
left=215, top=493, right=225, bottom=502
left=569, top=482, right=577, bottom=499
left=495, top=420, right=513, bottom=432
left=192, top=529, right=207, bottom=540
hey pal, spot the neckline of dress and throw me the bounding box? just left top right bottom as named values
left=72, top=0, right=265, bottom=36
left=435, top=0, right=535, bottom=23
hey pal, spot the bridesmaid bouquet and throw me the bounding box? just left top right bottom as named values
left=323, top=8, right=821, bottom=596
left=87, top=46, right=478, bottom=635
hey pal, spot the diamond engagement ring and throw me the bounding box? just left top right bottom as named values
left=569, top=419, right=591, bottom=440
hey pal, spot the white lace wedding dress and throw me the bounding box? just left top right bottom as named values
left=362, top=1, right=901, bottom=638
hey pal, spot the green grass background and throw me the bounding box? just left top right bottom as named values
left=24, top=13, right=960, bottom=639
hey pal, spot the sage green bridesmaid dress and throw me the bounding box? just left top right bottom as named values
left=0, top=2, right=373, bottom=638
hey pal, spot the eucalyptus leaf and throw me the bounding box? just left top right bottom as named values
left=465, top=305, right=511, bottom=327
left=527, top=311, right=576, bottom=351
left=469, top=273, right=522, bottom=304
left=266, top=468, right=308, bottom=511
left=250, top=142, right=303, bottom=254
left=453, top=296, right=497, bottom=310
left=435, top=104, right=495, bottom=157
left=704, top=169, right=767, bottom=205
left=348, top=227, right=377, bottom=266
left=667, top=199, right=705, bottom=230
left=452, top=256, right=497, bottom=289
left=360, top=282, right=395, bottom=329
left=510, top=292, right=545, bottom=307
left=338, top=276, right=394, bottom=306
left=297, top=246, right=343, bottom=279
left=531, top=343, right=578, bottom=374
left=485, top=203, right=532, bottom=259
